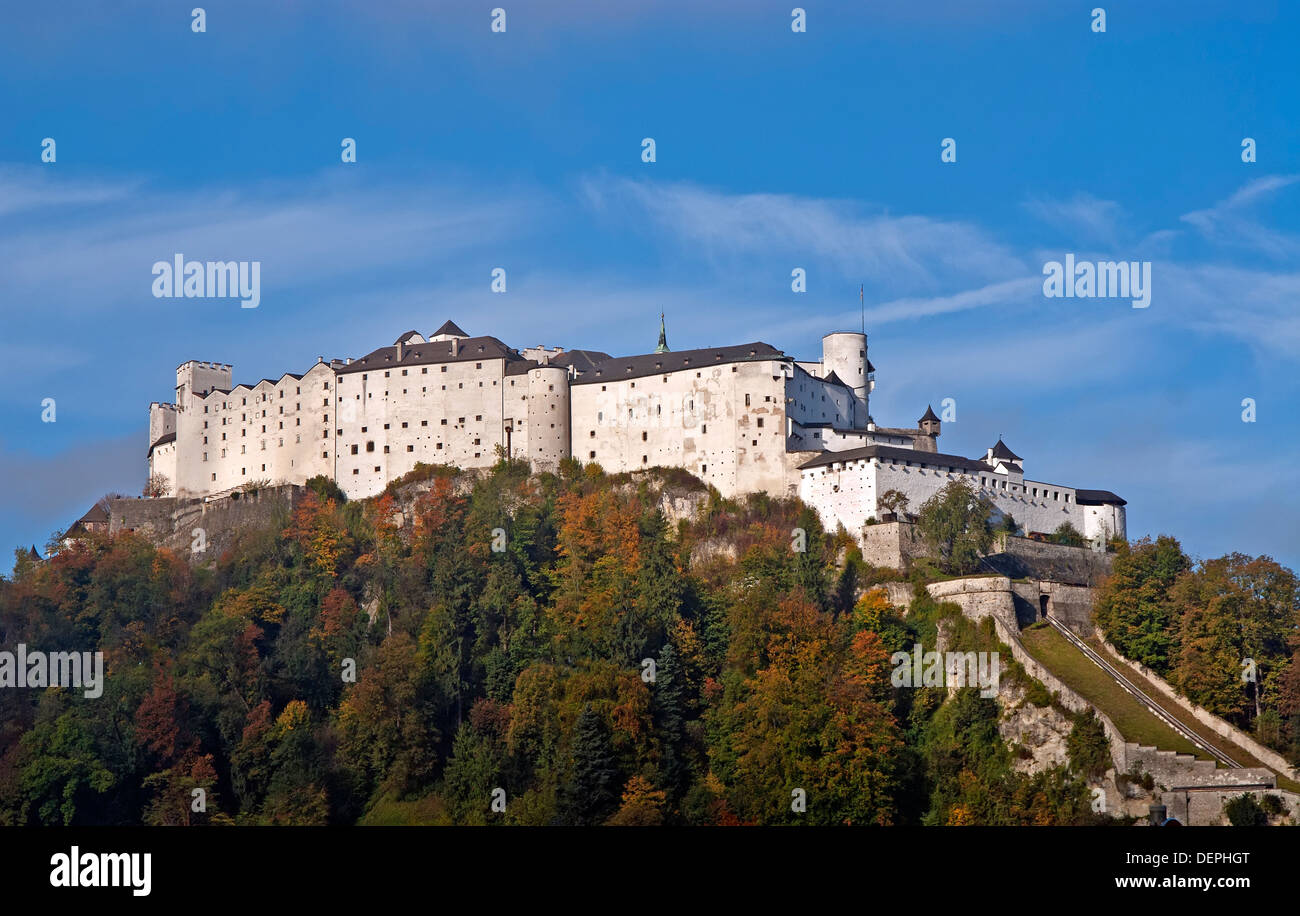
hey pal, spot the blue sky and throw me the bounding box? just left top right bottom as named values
left=1, top=0, right=1298, bottom=573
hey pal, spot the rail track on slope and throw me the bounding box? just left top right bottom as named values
left=1042, top=616, right=1241, bottom=769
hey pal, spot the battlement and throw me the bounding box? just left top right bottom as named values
left=176, top=360, right=232, bottom=372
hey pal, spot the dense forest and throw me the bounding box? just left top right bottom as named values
left=1094, top=537, right=1300, bottom=762
left=0, top=458, right=1292, bottom=825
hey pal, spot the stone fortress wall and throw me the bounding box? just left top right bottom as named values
left=143, top=317, right=1125, bottom=554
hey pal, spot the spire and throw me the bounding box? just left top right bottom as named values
left=919, top=404, right=940, bottom=424
left=654, top=312, right=669, bottom=353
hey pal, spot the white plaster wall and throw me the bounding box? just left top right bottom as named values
left=148, top=441, right=178, bottom=494
left=820, top=331, right=868, bottom=419
left=335, top=357, right=506, bottom=499
left=176, top=362, right=334, bottom=498
left=785, top=365, right=857, bottom=431
left=571, top=359, right=790, bottom=497
left=801, top=455, right=1122, bottom=547
left=524, top=366, right=570, bottom=470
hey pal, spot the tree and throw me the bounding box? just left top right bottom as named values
left=143, top=473, right=171, bottom=498
left=914, top=479, right=994, bottom=574
left=878, top=489, right=910, bottom=520
left=606, top=775, right=667, bottom=825
left=558, top=705, right=620, bottom=826
left=1224, top=793, right=1269, bottom=826
left=1050, top=522, right=1086, bottom=548
left=651, top=642, right=689, bottom=800
left=1172, top=554, right=1297, bottom=726
left=1093, top=536, right=1190, bottom=674
left=1065, top=709, right=1110, bottom=778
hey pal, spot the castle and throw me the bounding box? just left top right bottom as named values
left=145, top=317, right=1126, bottom=548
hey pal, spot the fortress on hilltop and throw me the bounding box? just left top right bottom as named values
left=144, top=316, right=1126, bottom=548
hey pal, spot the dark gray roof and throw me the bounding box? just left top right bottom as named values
left=336, top=335, right=525, bottom=376
left=871, top=426, right=922, bottom=439
left=919, top=404, right=940, bottom=423
left=990, top=439, right=1022, bottom=462
left=573, top=342, right=786, bottom=385
left=1075, top=489, right=1127, bottom=506
left=148, top=432, right=177, bottom=455
left=78, top=503, right=110, bottom=524
left=550, top=349, right=613, bottom=374
left=395, top=330, right=424, bottom=344
left=822, top=370, right=849, bottom=389
left=433, top=319, right=468, bottom=337
left=28, top=545, right=40, bottom=560
left=799, top=444, right=989, bottom=473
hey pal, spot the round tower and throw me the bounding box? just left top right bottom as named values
left=821, top=331, right=868, bottom=422
left=526, top=366, right=571, bottom=470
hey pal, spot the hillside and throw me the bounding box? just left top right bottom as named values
left=0, top=459, right=1288, bottom=826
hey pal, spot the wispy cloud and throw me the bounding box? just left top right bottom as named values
left=1180, top=174, right=1300, bottom=259
left=0, top=167, right=546, bottom=312
left=1022, top=192, right=1126, bottom=246
left=578, top=175, right=1027, bottom=291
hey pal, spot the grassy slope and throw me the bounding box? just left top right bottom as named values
left=1085, top=637, right=1300, bottom=793
left=1019, top=623, right=1211, bottom=761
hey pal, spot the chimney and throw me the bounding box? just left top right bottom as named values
left=317, top=356, right=323, bottom=364
left=396, top=340, right=403, bottom=361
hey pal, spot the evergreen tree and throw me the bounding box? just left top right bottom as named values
left=651, top=642, right=688, bottom=802
left=559, top=704, right=619, bottom=825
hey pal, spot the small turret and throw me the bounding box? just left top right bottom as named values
left=919, top=404, right=941, bottom=437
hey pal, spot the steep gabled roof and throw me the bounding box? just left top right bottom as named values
left=433, top=319, right=468, bottom=337
left=78, top=503, right=110, bottom=524
left=919, top=404, right=940, bottom=423
left=989, top=439, right=1022, bottom=462
left=395, top=330, right=424, bottom=344
left=148, top=432, right=178, bottom=455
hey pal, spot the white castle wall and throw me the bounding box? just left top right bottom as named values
left=570, top=358, right=794, bottom=496
left=175, top=360, right=334, bottom=498
left=523, top=365, right=570, bottom=471
left=800, top=454, right=1126, bottom=547
left=335, top=354, right=506, bottom=499
left=151, top=324, right=1127, bottom=529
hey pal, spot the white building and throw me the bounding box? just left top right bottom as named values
left=145, top=316, right=1125, bottom=548
left=797, top=424, right=1126, bottom=548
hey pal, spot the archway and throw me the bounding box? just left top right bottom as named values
left=1039, top=595, right=1049, bottom=620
